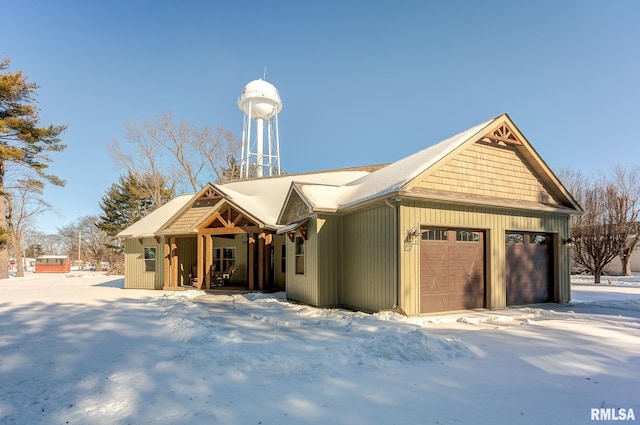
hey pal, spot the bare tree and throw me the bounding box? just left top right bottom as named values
left=108, top=125, right=174, bottom=208
left=23, top=230, right=66, bottom=256
left=612, top=165, right=640, bottom=275
left=196, top=125, right=241, bottom=183
left=109, top=112, right=241, bottom=196
left=570, top=171, right=639, bottom=283
left=58, top=215, right=118, bottom=269
left=6, top=179, right=51, bottom=276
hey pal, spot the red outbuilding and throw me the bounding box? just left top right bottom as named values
left=35, top=255, right=71, bottom=273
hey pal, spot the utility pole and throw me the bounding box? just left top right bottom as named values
left=78, top=230, right=81, bottom=269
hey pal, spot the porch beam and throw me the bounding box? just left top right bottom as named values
left=200, top=226, right=262, bottom=235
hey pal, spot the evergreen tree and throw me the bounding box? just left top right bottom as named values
left=98, top=172, right=174, bottom=238
left=0, top=58, right=66, bottom=278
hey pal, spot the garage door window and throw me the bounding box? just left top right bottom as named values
left=422, top=229, right=447, bottom=241
left=530, top=234, right=547, bottom=245
left=456, top=231, right=480, bottom=242
left=506, top=233, right=524, bottom=244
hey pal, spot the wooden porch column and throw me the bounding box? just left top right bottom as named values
left=205, top=235, right=213, bottom=289
left=265, top=233, right=273, bottom=289
left=171, top=238, right=178, bottom=288
left=196, top=233, right=204, bottom=289
left=248, top=233, right=255, bottom=290
left=163, top=240, right=170, bottom=288
left=258, top=232, right=265, bottom=290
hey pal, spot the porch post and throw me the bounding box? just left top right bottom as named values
left=196, top=233, right=204, bottom=289
left=163, top=240, right=170, bottom=288
left=171, top=238, right=178, bottom=288
left=258, top=232, right=265, bottom=290
left=205, top=235, right=213, bottom=289
left=248, top=233, right=255, bottom=290
left=265, top=233, right=273, bottom=289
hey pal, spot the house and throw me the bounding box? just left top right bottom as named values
left=117, top=113, right=582, bottom=315
left=35, top=255, right=71, bottom=273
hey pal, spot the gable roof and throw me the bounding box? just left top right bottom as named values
left=287, top=113, right=582, bottom=219
left=212, top=169, right=372, bottom=229
left=118, top=113, right=582, bottom=238
left=116, top=194, right=194, bottom=238
left=295, top=116, right=498, bottom=212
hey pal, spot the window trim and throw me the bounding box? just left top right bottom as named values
left=295, top=236, right=305, bottom=275
left=213, top=247, right=236, bottom=273
left=143, top=246, right=156, bottom=272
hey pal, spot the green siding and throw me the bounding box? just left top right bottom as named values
left=123, top=237, right=164, bottom=289
left=175, top=237, right=197, bottom=286
left=273, top=234, right=287, bottom=290
left=398, top=200, right=572, bottom=315
left=342, top=204, right=396, bottom=312
left=316, top=215, right=342, bottom=306
left=285, top=218, right=319, bottom=305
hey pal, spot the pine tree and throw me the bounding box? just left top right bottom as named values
left=0, top=58, right=66, bottom=278
left=98, top=172, right=174, bottom=238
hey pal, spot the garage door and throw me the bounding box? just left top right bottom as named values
left=420, top=229, right=485, bottom=313
left=505, top=232, right=553, bottom=305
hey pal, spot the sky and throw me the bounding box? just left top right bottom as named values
left=2, top=0, right=639, bottom=234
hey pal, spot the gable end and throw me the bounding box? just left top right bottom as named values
left=279, top=189, right=312, bottom=225
left=411, top=140, right=563, bottom=207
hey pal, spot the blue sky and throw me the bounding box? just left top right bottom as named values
left=2, top=0, right=639, bottom=234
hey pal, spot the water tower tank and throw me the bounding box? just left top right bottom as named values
left=237, top=79, right=282, bottom=120
left=237, top=78, right=283, bottom=179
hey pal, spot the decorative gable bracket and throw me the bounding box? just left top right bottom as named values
left=481, top=123, right=523, bottom=146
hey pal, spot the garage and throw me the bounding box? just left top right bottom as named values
left=505, top=232, right=553, bottom=305
left=420, top=228, right=485, bottom=313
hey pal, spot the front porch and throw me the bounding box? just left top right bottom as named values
left=159, top=193, right=287, bottom=292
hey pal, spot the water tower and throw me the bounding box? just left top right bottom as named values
left=238, top=79, right=282, bottom=179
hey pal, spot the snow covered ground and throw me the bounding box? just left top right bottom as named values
left=1, top=272, right=639, bottom=425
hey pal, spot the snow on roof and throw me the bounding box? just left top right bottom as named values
left=215, top=170, right=370, bottom=226
left=299, top=116, right=498, bottom=210
left=116, top=194, right=194, bottom=238
left=117, top=117, right=500, bottom=237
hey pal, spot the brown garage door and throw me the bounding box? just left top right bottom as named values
left=420, top=229, right=485, bottom=313
left=505, top=232, right=553, bottom=306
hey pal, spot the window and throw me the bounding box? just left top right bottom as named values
left=456, top=231, right=480, bottom=242
left=422, top=229, right=448, bottom=241
left=505, top=233, right=524, bottom=244
left=281, top=244, right=286, bottom=273
left=144, top=247, right=156, bottom=272
left=530, top=234, right=547, bottom=245
left=213, top=248, right=236, bottom=273
left=295, top=236, right=305, bottom=275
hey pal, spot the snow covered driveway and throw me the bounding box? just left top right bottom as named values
left=1, top=273, right=639, bottom=424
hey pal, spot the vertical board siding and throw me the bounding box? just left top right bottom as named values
left=343, top=205, right=395, bottom=312
left=124, top=237, right=164, bottom=289
left=176, top=237, right=197, bottom=286
left=399, top=201, right=571, bottom=315
left=273, top=234, right=287, bottom=290
left=316, top=216, right=342, bottom=306
left=285, top=217, right=319, bottom=305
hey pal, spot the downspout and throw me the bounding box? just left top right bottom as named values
left=385, top=198, right=399, bottom=310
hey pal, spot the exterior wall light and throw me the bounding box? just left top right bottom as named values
left=563, top=237, right=575, bottom=247
left=406, top=227, right=422, bottom=244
